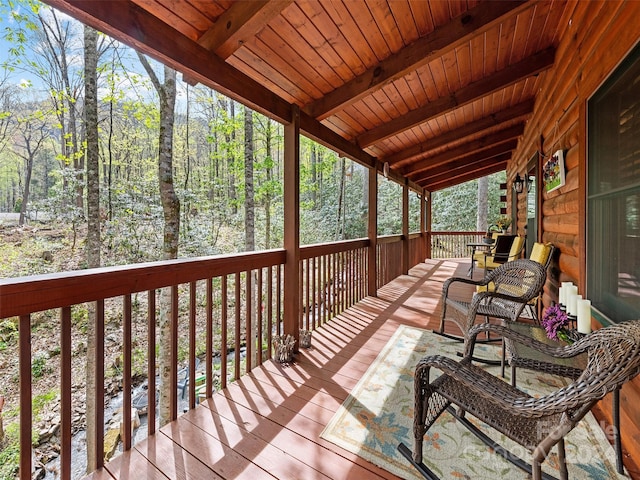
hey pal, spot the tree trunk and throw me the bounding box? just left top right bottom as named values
left=336, top=158, right=346, bottom=239
left=311, top=144, right=317, bottom=209
left=18, top=154, right=33, bottom=226
left=244, top=106, right=257, bottom=366
left=139, top=54, right=179, bottom=427
left=264, top=119, right=273, bottom=249
left=83, top=25, right=101, bottom=473
left=477, top=176, right=488, bottom=232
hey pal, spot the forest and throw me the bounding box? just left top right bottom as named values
left=0, top=1, right=505, bottom=272
left=0, top=1, right=506, bottom=478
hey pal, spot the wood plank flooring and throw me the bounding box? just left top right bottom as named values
left=85, top=259, right=639, bottom=479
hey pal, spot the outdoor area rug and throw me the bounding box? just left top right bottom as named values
left=320, top=324, right=625, bottom=479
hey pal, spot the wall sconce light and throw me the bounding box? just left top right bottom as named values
left=524, top=174, right=533, bottom=193
left=513, top=173, right=524, bottom=194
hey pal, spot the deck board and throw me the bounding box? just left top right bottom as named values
left=84, top=259, right=492, bottom=479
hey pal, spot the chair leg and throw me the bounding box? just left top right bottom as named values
left=557, top=439, right=568, bottom=480
left=532, top=459, right=542, bottom=480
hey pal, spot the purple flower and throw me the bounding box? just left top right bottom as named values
left=541, top=304, right=570, bottom=341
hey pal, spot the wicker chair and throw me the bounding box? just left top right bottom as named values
left=401, top=320, right=640, bottom=480
left=435, top=258, right=547, bottom=342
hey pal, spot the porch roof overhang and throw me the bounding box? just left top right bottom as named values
left=44, top=0, right=569, bottom=192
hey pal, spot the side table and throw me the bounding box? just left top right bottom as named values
left=504, top=322, right=623, bottom=475
left=467, top=240, right=493, bottom=277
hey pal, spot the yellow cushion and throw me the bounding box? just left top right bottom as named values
left=530, top=242, right=552, bottom=266
left=507, top=236, right=525, bottom=260
left=476, top=282, right=496, bottom=293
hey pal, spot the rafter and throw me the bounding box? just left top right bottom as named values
left=416, top=152, right=512, bottom=187
left=304, top=1, right=528, bottom=120
left=410, top=142, right=516, bottom=183
left=424, top=161, right=509, bottom=191
left=384, top=99, right=534, bottom=168
left=357, top=47, right=555, bottom=148
left=402, top=125, right=524, bottom=178
left=198, top=0, right=293, bottom=59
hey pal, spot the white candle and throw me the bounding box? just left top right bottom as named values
left=577, top=299, right=592, bottom=334
left=567, top=285, right=579, bottom=315
left=560, top=282, right=572, bottom=307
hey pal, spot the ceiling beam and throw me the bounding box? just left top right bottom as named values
left=403, top=124, right=524, bottom=178
left=384, top=99, right=534, bottom=168
left=417, top=152, right=511, bottom=187
left=424, top=161, right=508, bottom=191
left=198, top=0, right=293, bottom=59
left=304, top=1, right=528, bottom=120
left=357, top=47, right=555, bottom=148
left=410, top=142, right=516, bottom=183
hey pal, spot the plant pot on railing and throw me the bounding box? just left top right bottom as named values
left=273, top=334, right=296, bottom=363
left=300, top=329, right=312, bottom=348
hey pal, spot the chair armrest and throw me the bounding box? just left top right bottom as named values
left=417, top=352, right=602, bottom=418
left=442, top=275, right=489, bottom=296
left=465, top=323, right=588, bottom=360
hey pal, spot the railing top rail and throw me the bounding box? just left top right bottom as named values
left=300, top=238, right=369, bottom=259
left=430, top=231, right=485, bottom=235
left=0, top=249, right=286, bottom=318
left=377, top=234, right=403, bottom=244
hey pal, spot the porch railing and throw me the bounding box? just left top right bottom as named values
left=0, top=231, right=457, bottom=479
left=0, top=236, right=400, bottom=479
left=430, top=231, right=485, bottom=259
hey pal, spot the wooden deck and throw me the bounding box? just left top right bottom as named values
left=84, top=258, right=638, bottom=479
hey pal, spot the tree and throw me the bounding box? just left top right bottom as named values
left=84, top=24, right=101, bottom=472
left=138, top=53, right=179, bottom=426
left=32, top=8, right=85, bottom=210
left=11, top=100, right=50, bottom=225
left=477, top=176, right=488, bottom=232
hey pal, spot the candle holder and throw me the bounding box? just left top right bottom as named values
left=273, top=334, right=296, bottom=363
left=299, top=329, right=312, bottom=348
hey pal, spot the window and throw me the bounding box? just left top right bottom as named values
left=587, top=43, right=640, bottom=323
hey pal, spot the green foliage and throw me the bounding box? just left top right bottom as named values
left=0, top=319, right=18, bottom=351
left=0, top=438, right=19, bottom=480
left=432, top=172, right=506, bottom=231
left=31, top=351, right=50, bottom=379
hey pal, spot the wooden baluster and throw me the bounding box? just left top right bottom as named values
left=18, top=314, right=31, bottom=480
left=205, top=278, right=213, bottom=399
left=170, top=285, right=178, bottom=422
left=257, top=267, right=263, bottom=366
left=245, top=271, right=252, bottom=373
left=188, top=281, right=196, bottom=409
left=276, top=264, right=282, bottom=337
left=221, top=275, right=228, bottom=389
left=267, top=267, right=273, bottom=359
left=122, top=295, right=132, bottom=450
left=60, top=307, right=72, bottom=480
left=95, top=299, right=105, bottom=468
left=234, top=273, right=241, bottom=381
left=147, top=290, right=156, bottom=437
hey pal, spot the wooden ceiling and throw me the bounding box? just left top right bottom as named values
left=45, top=0, right=571, bottom=191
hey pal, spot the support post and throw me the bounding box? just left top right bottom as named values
left=402, top=181, right=409, bottom=274
left=368, top=166, right=378, bottom=296
left=283, top=104, right=301, bottom=348
left=420, top=188, right=426, bottom=261
left=425, top=190, right=432, bottom=259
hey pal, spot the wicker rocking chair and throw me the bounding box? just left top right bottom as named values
left=399, top=320, right=640, bottom=480
left=435, top=258, right=547, bottom=343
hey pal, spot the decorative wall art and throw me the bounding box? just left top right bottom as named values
left=543, top=149, right=565, bottom=193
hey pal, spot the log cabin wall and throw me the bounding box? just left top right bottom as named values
left=508, top=2, right=640, bottom=474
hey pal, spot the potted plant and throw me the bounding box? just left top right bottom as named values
left=494, top=215, right=512, bottom=233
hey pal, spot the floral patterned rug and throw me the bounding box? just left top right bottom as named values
left=320, top=325, right=625, bottom=479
